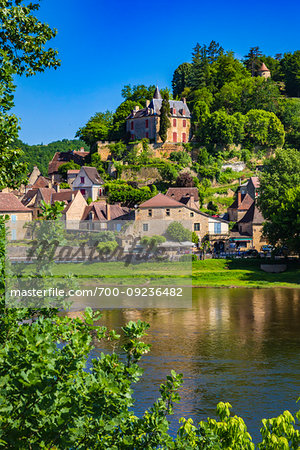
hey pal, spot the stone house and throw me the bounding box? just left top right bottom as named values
left=131, top=193, right=228, bottom=243
left=228, top=192, right=254, bottom=222
left=237, top=203, right=268, bottom=251
left=227, top=176, right=260, bottom=222
left=126, top=87, right=191, bottom=144
left=166, top=187, right=200, bottom=209
left=72, top=167, right=104, bottom=201
left=48, top=149, right=89, bottom=183
left=67, top=170, right=80, bottom=187
left=0, top=193, right=32, bottom=240
left=62, top=191, right=87, bottom=229
left=80, top=201, right=130, bottom=231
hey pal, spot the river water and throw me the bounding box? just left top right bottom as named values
left=84, top=288, right=300, bottom=442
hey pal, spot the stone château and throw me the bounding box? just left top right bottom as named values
left=126, top=87, right=191, bottom=143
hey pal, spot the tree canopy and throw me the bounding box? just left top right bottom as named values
left=0, top=0, right=60, bottom=189
left=258, top=148, right=300, bottom=253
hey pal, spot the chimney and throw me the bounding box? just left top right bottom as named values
left=182, top=97, right=187, bottom=104
left=239, top=177, right=241, bottom=186
left=54, top=183, right=60, bottom=193
left=237, top=190, right=242, bottom=206
left=145, top=100, right=150, bottom=107
left=80, top=147, right=85, bottom=152
left=134, top=105, right=139, bottom=112
left=106, top=203, right=111, bottom=221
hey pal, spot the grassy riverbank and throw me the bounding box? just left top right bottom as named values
left=192, top=259, right=300, bottom=288
left=21, top=258, right=300, bottom=288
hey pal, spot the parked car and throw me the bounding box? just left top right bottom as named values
left=244, top=249, right=259, bottom=258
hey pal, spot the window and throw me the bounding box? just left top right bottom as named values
left=214, top=222, right=221, bottom=234
left=11, top=229, right=16, bottom=241
left=80, top=176, right=85, bottom=184
left=80, top=189, right=86, bottom=196
left=145, top=132, right=149, bottom=139
left=143, top=223, right=149, bottom=232
left=99, top=188, right=102, bottom=196
left=131, top=134, right=135, bottom=140
left=131, top=121, right=134, bottom=130
left=11, top=215, right=17, bottom=223
left=183, top=119, right=186, bottom=127
left=194, top=223, right=200, bottom=231
left=166, top=209, right=170, bottom=216
left=145, top=119, right=149, bottom=128
left=182, top=133, right=186, bottom=143
left=190, top=212, right=194, bottom=217
left=173, top=108, right=176, bottom=114
left=148, top=209, right=152, bottom=217
left=173, top=119, right=177, bottom=127
left=173, top=132, right=177, bottom=143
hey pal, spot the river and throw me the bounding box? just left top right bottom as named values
left=80, top=287, right=300, bottom=442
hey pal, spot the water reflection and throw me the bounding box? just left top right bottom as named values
left=68, top=288, right=300, bottom=441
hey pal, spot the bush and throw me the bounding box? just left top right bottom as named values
left=166, top=222, right=192, bottom=242
left=60, top=182, right=70, bottom=189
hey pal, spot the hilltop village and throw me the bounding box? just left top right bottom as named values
left=3, top=40, right=300, bottom=259
left=1, top=84, right=270, bottom=258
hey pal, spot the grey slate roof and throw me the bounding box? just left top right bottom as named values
left=82, top=167, right=104, bottom=185
left=126, top=87, right=191, bottom=120
left=153, top=86, right=162, bottom=99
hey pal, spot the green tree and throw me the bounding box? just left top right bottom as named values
left=76, top=111, right=113, bottom=147
left=258, top=148, right=300, bottom=253
left=172, top=62, right=192, bottom=98
left=281, top=50, right=300, bottom=97
left=166, top=221, right=192, bottom=242
left=58, top=161, right=80, bottom=180
left=243, top=46, right=263, bottom=76
left=159, top=95, right=171, bottom=143
left=0, top=0, right=60, bottom=189
left=244, top=109, right=285, bottom=148
left=159, top=162, right=178, bottom=184
left=169, top=150, right=192, bottom=167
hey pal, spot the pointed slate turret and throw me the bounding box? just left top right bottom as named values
left=153, top=86, right=162, bottom=99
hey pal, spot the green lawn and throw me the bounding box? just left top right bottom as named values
left=16, top=258, right=300, bottom=288
left=192, top=259, right=300, bottom=288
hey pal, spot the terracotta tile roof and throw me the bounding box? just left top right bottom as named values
left=39, top=188, right=56, bottom=204
left=259, top=63, right=269, bottom=71
left=31, top=176, right=51, bottom=189
left=52, top=190, right=74, bottom=203
left=139, top=193, right=184, bottom=208
left=249, top=176, right=260, bottom=188
left=228, top=193, right=254, bottom=211
left=0, top=193, right=32, bottom=212
left=48, top=151, right=89, bottom=175
left=67, top=170, right=80, bottom=174
left=81, top=202, right=130, bottom=221
left=22, top=189, right=38, bottom=205
left=166, top=187, right=199, bottom=203
left=82, top=167, right=104, bottom=185
left=238, top=203, right=264, bottom=225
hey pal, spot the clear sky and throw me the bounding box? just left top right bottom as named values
left=12, top=0, right=300, bottom=145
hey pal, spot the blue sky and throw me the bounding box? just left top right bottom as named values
left=12, top=0, right=300, bottom=145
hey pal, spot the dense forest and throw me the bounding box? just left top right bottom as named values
left=14, top=139, right=88, bottom=176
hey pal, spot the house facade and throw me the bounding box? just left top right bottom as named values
left=131, top=193, right=228, bottom=242
left=0, top=193, right=32, bottom=240
left=126, top=87, right=191, bottom=144
left=72, top=167, right=104, bottom=201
